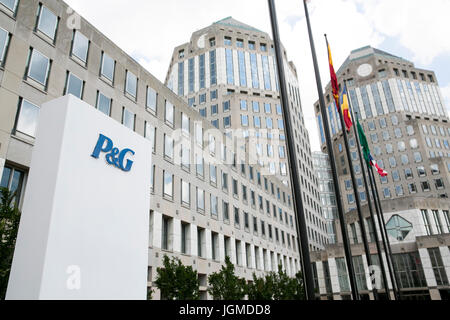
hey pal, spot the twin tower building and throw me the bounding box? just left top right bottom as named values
left=0, top=0, right=448, bottom=299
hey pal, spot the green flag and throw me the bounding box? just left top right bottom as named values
left=356, top=118, right=370, bottom=165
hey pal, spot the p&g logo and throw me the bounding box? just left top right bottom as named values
left=91, top=134, right=135, bottom=172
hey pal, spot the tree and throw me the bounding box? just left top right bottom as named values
left=208, top=256, right=247, bottom=300
left=246, top=272, right=275, bottom=300
left=0, top=188, right=21, bottom=300
left=272, top=265, right=305, bottom=300
left=154, top=255, right=199, bottom=300
left=247, top=265, right=305, bottom=300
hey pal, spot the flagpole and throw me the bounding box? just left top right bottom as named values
left=267, top=0, right=315, bottom=300
left=346, top=87, right=390, bottom=299
left=324, top=34, right=377, bottom=299
left=302, top=0, right=359, bottom=300
left=367, top=167, right=402, bottom=299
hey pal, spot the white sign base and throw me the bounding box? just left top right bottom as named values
left=6, top=95, right=151, bottom=299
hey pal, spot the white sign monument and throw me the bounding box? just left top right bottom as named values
left=6, top=95, right=152, bottom=299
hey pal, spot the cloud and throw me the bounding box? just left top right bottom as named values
left=440, top=83, right=450, bottom=115
left=355, top=0, right=450, bottom=66
left=63, top=0, right=449, bottom=152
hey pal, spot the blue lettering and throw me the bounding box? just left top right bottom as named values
left=91, top=133, right=135, bottom=172
left=91, top=134, right=113, bottom=159
left=118, top=149, right=135, bottom=172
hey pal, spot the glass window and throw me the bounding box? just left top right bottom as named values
left=0, top=165, right=24, bottom=204
left=0, top=27, right=8, bottom=64
left=164, top=134, right=174, bottom=159
left=181, top=113, right=189, bottom=135
left=410, top=139, right=418, bottom=149
left=237, top=51, right=246, bottom=87
left=223, top=116, right=231, bottom=128
left=428, top=248, right=449, bottom=286
left=146, top=87, right=157, bottom=113
left=197, top=188, right=204, bottom=211
left=37, top=5, right=58, bottom=40
left=196, top=154, right=204, bottom=177
left=391, top=115, right=399, bottom=126
left=225, top=48, right=234, bottom=85
left=65, top=72, right=83, bottom=98
left=406, top=125, right=414, bottom=136
left=210, top=49, right=217, bottom=86
left=386, top=144, right=393, bottom=154
left=421, top=210, right=432, bottom=235
left=401, top=154, right=409, bottom=165
left=101, top=52, right=115, bottom=82
left=96, top=92, right=111, bottom=116
left=223, top=201, right=229, bottom=221
left=210, top=104, right=218, bottom=115
left=223, top=100, right=230, bottom=112
left=241, top=114, right=248, bottom=126
left=262, top=55, right=271, bottom=90
left=165, top=100, right=174, bottom=125
left=250, top=53, right=259, bottom=88
left=177, top=61, right=184, bottom=96
left=210, top=195, right=218, bottom=216
left=181, top=180, right=190, bottom=205
left=421, top=181, right=430, bottom=192
left=240, top=100, right=247, bottom=111
left=386, top=215, right=413, bottom=241
left=15, top=99, right=39, bottom=137
left=122, top=108, right=135, bottom=130
left=395, top=185, right=404, bottom=196
left=71, top=31, right=89, bottom=63
left=199, top=54, right=205, bottom=89
left=27, top=49, right=50, bottom=86
left=414, top=152, right=422, bottom=163
left=432, top=210, right=443, bottom=234
left=125, top=70, right=137, bottom=98
left=163, top=171, right=173, bottom=198
left=144, top=122, right=156, bottom=153
left=0, top=0, right=18, bottom=13
left=253, top=101, right=260, bottom=113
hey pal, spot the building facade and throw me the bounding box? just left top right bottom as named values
left=313, top=46, right=450, bottom=300
left=165, top=17, right=328, bottom=252
left=313, top=152, right=338, bottom=244
left=0, top=0, right=302, bottom=299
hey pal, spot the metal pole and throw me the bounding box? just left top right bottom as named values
left=302, top=0, right=359, bottom=300
left=268, top=0, right=315, bottom=300
left=347, top=96, right=390, bottom=299
left=368, top=168, right=402, bottom=300
left=325, top=34, right=377, bottom=300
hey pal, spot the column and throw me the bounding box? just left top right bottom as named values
left=172, top=218, right=181, bottom=253
left=418, top=248, right=440, bottom=300
left=152, top=211, right=162, bottom=249
left=328, top=258, right=341, bottom=299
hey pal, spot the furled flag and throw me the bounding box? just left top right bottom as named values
left=340, top=84, right=353, bottom=131
left=356, top=118, right=388, bottom=177
left=326, top=37, right=340, bottom=107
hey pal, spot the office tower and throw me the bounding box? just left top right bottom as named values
left=0, top=0, right=303, bottom=299
left=166, top=17, right=328, bottom=251
left=313, top=46, right=450, bottom=300
left=313, top=152, right=338, bottom=244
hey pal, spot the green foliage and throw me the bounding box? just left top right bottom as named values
left=246, top=272, right=275, bottom=300
left=247, top=265, right=305, bottom=300
left=0, top=188, right=21, bottom=300
left=147, top=287, right=154, bottom=300
left=207, top=256, right=247, bottom=300
left=154, top=255, right=199, bottom=300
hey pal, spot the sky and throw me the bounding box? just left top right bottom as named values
left=64, top=0, right=450, bottom=152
